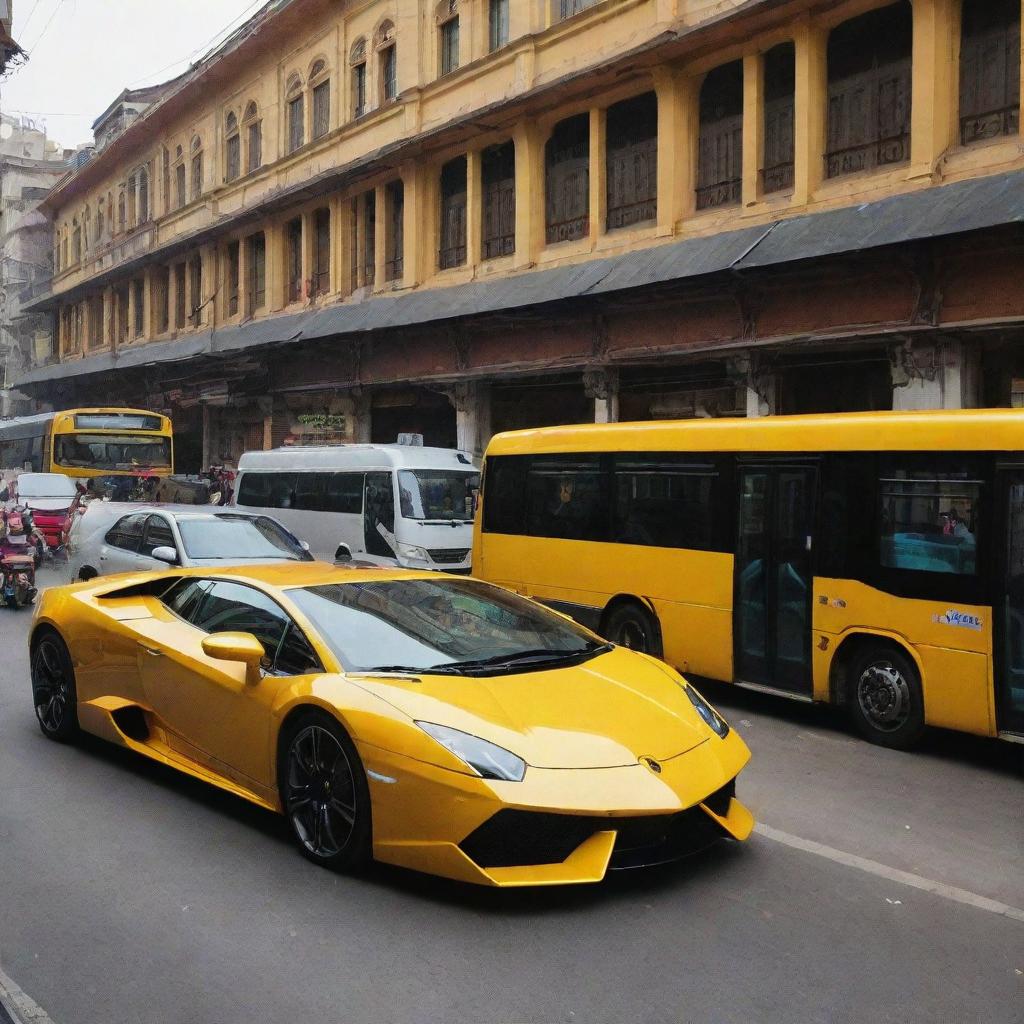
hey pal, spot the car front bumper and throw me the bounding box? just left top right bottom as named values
left=357, top=727, right=753, bottom=887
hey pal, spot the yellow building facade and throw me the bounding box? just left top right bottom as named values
left=24, top=0, right=1024, bottom=465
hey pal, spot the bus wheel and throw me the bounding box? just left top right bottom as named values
left=603, top=602, right=662, bottom=658
left=847, top=644, right=925, bottom=750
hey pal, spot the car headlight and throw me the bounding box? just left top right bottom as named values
left=684, top=684, right=730, bottom=739
left=416, top=722, right=526, bottom=781
left=395, top=542, right=431, bottom=565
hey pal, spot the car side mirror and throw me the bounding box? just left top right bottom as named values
left=201, top=632, right=266, bottom=685
left=151, top=545, right=179, bottom=565
left=334, top=545, right=352, bottom=564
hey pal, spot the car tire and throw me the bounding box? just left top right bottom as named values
left=278, top=710, right=372, bottom=872
left=602, top=601, right=663, bottom=657
left=31, top=631, right=80, bottom=743
left=846, top=644, right=925, bottom=750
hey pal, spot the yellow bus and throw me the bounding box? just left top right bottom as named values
left=473, top=409, right=1024, bottom=749
left=0, top=408, right=174, bottom=483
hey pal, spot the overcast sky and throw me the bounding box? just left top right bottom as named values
left=2, top=0, right=266, bottom=150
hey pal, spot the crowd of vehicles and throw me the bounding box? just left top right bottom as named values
left=16, top=403, right=1024, bottom=889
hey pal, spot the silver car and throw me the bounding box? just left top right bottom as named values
left=68, top=503, right=315, bottom=579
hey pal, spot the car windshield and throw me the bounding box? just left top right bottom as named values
left=55, top=433, right=172, bottom=471
left=16, top=474, right=76, bottom=498
left=288, top=578, right=607, bottom=675
left=398, top=470, right=479, bottom=522
left=177, top=516, right=312, bottom=562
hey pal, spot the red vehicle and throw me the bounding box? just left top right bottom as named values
left=0, top=505, right=38, bottom=608
left=8, top=473, right=81, bottom=559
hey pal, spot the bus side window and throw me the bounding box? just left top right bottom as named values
left=326, top=473, right=364, bottom=514
left=524, top=456, right=608, bottom=542
left=818, top=454, right=877, bottom=579
left=482, top=456, right=528, bottom=535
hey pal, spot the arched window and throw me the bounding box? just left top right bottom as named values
left=72, top=217, right=81, bottom=263
left=350, top=39, right=367, bottom=119
left=286, top=74, right=304, bottom=153
left=243, top=101, right=262, bottom=173
left=118, top=189, right=127, bottom=229
left=225, top=111, right=241, bottom=181
left=437, top=1, right=459, bottom=77
left=126, top=173, right=138, bottom=225
left=376, top=21, right=397, bottom=103
left=96, top=198, right=105, bottom=240
left=190, top=136, right=204, bottom=198
left=138, top=167, right=150, bottom=222
left=310, top=58, right=331, bottom=141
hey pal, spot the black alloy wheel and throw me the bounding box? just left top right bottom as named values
left=31, top=633, right=79, bottom=742
left=603, top=602, right=662, bottom=657
left=280, top=712, right=371, bottom=871
left=847, top=644, right=925, bottom=751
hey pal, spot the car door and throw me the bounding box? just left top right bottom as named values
left=135, top=513, right=179, bottom=571
left=98, top=513, right=148, bottom=574
left=136, top=578, right=322, bottom=791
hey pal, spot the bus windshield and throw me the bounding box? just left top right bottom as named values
left=397, top=469, right=479, bottom=522
left=54, top=433, right=172, bottom=471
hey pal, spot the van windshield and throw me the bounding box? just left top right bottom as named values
left=398, top=470, right=479, bottom=522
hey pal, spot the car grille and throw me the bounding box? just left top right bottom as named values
left=459, top=797, right=734, bottom=871
left=428, top=548, right=471, bottom=564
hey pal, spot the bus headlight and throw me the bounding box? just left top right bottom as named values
left=416, top=722, right=526, bottom=782
left=685, top=684, right=730, bottom=739
left=395, top=542, right=431, bottom=566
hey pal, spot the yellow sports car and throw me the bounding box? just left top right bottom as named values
left=29, top=563, right=753, bottom=886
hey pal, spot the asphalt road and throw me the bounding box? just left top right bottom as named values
left=1, top=567, right=1022, bottom=1024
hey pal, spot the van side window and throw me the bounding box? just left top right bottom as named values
left=326, top=473, right=364, bottom=514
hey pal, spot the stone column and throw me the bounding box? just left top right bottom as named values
left=352, top=390, right=373, bottom=443
left=891, top=338, right=975, bottom=410
left=401, top=160, right=424, bottom=287
left=910, top=0, right=958, bottom=179
left=588, top=107, right=606, bottom=247
left=448, top=381, right=492, bottom=458
left=793, top=17, right=828, bottom=206
left=127, top=279, right=138, bottom=342
left=731, top=355, right=775, bottom=417
left=584, top=369, right=619, bottom=423
left=102, top=288, right=114, bottom=348
left=653, top=67, right=687, bottom=236
left=512, top=119, right=544, bottom=268
left=742, top=52, right=764, bottom=208
left=373, top=184, right=388, bottom=289
left=466, top=148, right=482, bottom=271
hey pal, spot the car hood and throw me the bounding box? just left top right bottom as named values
left=21, top=498, right=75, bottom=513
left=350, top=647, right=711, bottom=769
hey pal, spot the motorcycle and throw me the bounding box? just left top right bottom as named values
left=0, top=505, right=40, bottom=609
left=206, top=463, right=236, bottom=506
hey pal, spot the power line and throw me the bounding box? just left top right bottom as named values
left=18, top=0, right=46, bottom=38
left=25, top=0, right=67, bottom=55
left=127, top=0, right=270, bottom=88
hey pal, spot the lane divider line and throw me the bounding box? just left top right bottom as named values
left=0, top=965, right=57, bottom=1024
left=755, top=823, right=1024, bottom=925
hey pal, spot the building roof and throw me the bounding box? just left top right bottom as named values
left=18, top=166, right=1024, bottom=389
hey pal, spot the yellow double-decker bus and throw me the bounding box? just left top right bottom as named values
left=0, top=408, right=174, bottom=483
left=473, top=410, right=1024, bottom=749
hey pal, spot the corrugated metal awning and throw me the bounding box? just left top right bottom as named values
left=19, top=167, right=1024, bottom=389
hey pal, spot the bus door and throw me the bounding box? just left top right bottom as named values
left=735, top=463, right=817, bottom=694
left=996, top=468, right=1024, bottom=735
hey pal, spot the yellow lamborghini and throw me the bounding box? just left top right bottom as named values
left=28, top=564, right=753, bottom=886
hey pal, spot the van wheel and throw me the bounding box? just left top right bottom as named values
left=847, top=644, right=925, bottom=750
left=78, top=566, right=98, bottom=582
left=602, top=602, right=662, bottom=657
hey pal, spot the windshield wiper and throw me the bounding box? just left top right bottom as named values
left=437, top=645, right=611, bottom=673
left=355, top=664, right=463, bottom=676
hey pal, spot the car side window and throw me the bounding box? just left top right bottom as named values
left=161, top=578, right=212, bottom=621
left=140, top=515, right=176, bottom=558
left=191, top=581, right=321, bottom=676
left=105, top=513, right=147, bottom=552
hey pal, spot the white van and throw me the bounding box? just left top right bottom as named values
left=232, top=444, right=480, bottom=571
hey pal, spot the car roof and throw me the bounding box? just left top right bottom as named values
left=83, top=502, right=264, bottom=520
left=236, top=444, right=477, bottom=472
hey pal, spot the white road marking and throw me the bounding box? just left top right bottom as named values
left=755, top=823, right=1024, bottom=925
left=0, top=964, right=57, bottom=1024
